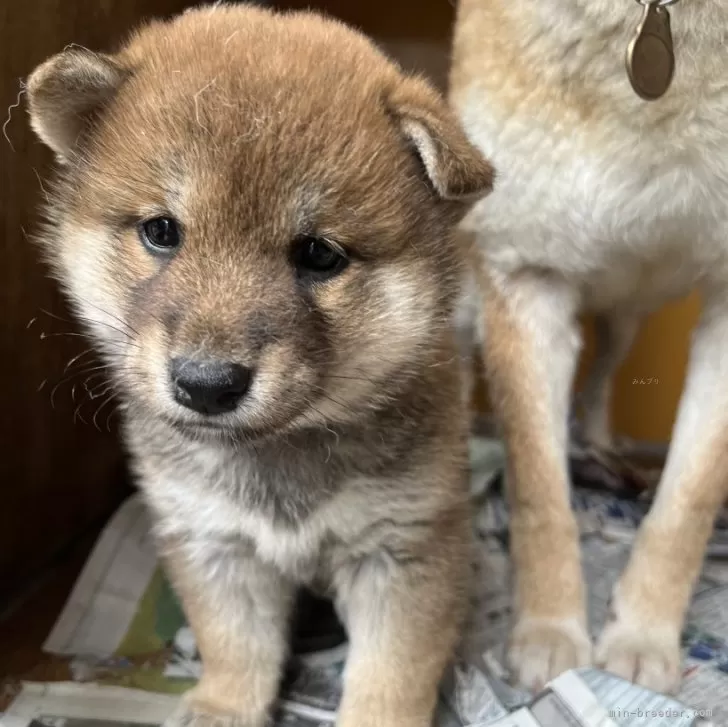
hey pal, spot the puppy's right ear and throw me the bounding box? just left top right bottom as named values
left=27, top=48, right=126, bottom=163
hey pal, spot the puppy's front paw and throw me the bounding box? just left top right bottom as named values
left=164, top=699, right=266, bottom=727
left=595, top=615, right=681, bottom=694
left=508, top=616, right=592, bottom=692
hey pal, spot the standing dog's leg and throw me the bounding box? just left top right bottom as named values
left=480, top=269, right=591, bottom=691
left=161, top=539, right=295, bottom=727
left=578, top=313, right=641, bottom=451
left=596, top=294, right=728, bottom=693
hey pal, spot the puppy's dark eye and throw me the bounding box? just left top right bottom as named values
left=139, top=216, right=181, bottom=253
left=291, top=235, right=348, bottom=280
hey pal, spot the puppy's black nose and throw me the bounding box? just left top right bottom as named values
left=170, top=358, right=252, bottom=415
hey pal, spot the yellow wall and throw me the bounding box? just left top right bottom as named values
left=594, top=294, right=700, bottom=442
left=476, top=293, right=702, bottom=443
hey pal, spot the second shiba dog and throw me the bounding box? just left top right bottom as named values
left=451, top=0, right=728, bottom=695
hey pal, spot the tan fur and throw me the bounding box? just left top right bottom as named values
left=27, top=5, right=493, bottom=727
left=480, top=275, right=583, bottom=619
left=452, top=0, right=728, bottom=694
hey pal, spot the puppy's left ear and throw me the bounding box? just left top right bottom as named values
left=386, top=76, right=495, bottom=201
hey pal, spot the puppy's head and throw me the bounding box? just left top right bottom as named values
left=27, top=4, right=493, bottom=440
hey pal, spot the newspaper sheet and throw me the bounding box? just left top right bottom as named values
left=1, top=682, right=338, bottom=727
left=3, top=668, right=715, bottom=727
left=17, top=435, right=728, bottom=726
left=1, top=683, right=177, bottom=727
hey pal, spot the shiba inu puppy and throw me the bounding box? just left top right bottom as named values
left=27, top=4, right=494, bottom=726
left=451, top=0, right=728, bottom=695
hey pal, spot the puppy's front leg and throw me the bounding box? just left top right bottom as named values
left=596, top=293, right=728, bottom=693
left=480, top=269, right=591, bottom=691
left=160, top=536, right=295, bottom=727
left=334, top=515, right=470, bottom=727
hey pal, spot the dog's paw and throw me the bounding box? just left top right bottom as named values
left=595, top=616, right=681, bottom=694
left=163, top=701, right=265, bottom=727
left=507, top=616, right=592, bottom=692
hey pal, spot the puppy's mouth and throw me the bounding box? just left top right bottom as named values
left=162, top=407, right=308, bottom=444
left=164, top=415, right=264, bottom=443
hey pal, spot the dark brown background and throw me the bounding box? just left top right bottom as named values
left=1, top=0, right=184, bottom=608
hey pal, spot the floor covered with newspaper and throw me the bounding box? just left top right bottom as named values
left=3, top=432, right=728, bottom=727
